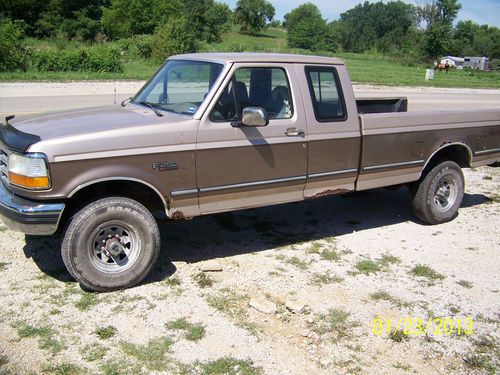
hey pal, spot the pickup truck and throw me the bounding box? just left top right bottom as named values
left=1, top=53, right=499, bottom=291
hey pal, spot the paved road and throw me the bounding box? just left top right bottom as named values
left=1, top=81, right=499, bottom=116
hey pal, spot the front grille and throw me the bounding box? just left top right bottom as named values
left=0, top=148, right=9, bottom=185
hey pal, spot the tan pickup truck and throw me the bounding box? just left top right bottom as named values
left=1, top=53, right=499, bottom=291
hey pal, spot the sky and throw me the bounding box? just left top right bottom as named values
left=219, top=0, right=500, bottom=27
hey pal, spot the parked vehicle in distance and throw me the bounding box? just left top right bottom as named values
left=1, top=53, right=499, bottom=291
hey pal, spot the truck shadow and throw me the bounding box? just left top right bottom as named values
left=22, top=187, right=491, bottom=286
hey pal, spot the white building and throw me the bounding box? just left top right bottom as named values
left=440, top=56, right=465, bottom=67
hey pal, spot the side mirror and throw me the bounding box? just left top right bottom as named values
left=241, top=107, right=269, bottom=127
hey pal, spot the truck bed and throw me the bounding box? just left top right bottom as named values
left=356, top=97, right=408, bottom=114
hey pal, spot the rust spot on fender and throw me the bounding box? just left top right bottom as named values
left=306, top=188, right=351, bottom=199
left=170, top=210, right=185, bottom=220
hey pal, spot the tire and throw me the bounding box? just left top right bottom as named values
left=411, top=161, right=464, bottom=224
left=61, top=197, right=160, bottom=292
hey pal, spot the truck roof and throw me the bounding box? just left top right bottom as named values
left=169, top=52, right=345, bottom=65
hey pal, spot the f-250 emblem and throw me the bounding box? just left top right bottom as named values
left=152, top=161, right=179, bottom=171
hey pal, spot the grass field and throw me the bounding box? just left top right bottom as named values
left=1, top=27, right=499, bottom=88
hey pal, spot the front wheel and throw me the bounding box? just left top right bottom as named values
left=411, top=161, right=465, bottom=224
left=61, top=197, right=160, bottom=292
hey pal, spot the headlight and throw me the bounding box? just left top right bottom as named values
left=8, top=153, right=50, bottom=190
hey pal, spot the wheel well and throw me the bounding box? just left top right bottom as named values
left=60, top=180, right=167, bottom=230
left=424, top=144, right=471, bottom=172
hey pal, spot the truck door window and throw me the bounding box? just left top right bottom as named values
left=305, top=66, right=346, bottom=122
left=210, top=67, right=293, bottom=122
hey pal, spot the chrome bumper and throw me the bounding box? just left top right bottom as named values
left=0, top=182, right=64, bottom=235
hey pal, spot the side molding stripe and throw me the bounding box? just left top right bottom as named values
left=362, top=159, right=424, bottom=172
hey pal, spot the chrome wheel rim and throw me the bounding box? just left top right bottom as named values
left=88, top=222, right=141, bottom=274
left=433, top=177, right=457, bottom=213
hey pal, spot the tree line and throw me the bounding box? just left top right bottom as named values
left=284, top=1, right=499, bottom=60
left=1, top=0, right=499, bottom=73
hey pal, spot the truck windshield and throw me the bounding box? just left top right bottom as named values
left=132, top=60, right=224, bottom=116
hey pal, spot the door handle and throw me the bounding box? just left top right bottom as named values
left=285, top=127, right=305, bottom=137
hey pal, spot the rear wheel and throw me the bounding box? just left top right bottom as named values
left=411, top=161, right=464, bottom=224
left=61, top=197, right=160, bottom=292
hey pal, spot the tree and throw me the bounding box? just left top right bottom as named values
left=184, top=0, right=232, bottom=43
left=234, top=0, right=275, bottom=35
left=284, top=3, right=331, bottom=51
left=152, top=17, right=198, bottom=61
left=420, top=0, right=462, bottom=60
left=335, top=1, right=418, bottom=53
left=101, top=0, right=183, bottom=39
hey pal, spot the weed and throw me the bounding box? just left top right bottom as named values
left=49, top=308, right=61, bottom=315
left=206, top=289, right=259, bottom=336
left=95, top=325, right=117, bottom=340
left=99, top=359, right=142, bottom=375
left=0, top=355, right=8, bottom=367
left=82, top=344, right=106, bottom=362
left=410, top=264, right=445, bottom=281
left=120, top=337, right=174, bottom=371
left=310, top=308, right=359, bottom=342
left=378, top=254, right=401, bottom=266
left=482, top=175, right=493, bottom=180
left=308, top=242, right=323, bottom=254
left=370, top=291, right=409, bottom=307
left=74, top=293, right=100, bottom=311
left=164, top=276, right=181, bottom=287
left=447, top=304, right=461, bottom=315
left=320, top=249, right=341, bottom=261
left=354, top=260, right=381, bottom=275
left=285, top=256, right=309, bottom=270
left=457, top=280, right=473, bottom=289
left=0, top=262, right=9, bottom=272
left=42, top=362, right=82, bottom=375
left=16, top=322, right=63, bottom=354
left=393, top=362, right=411, bottom=371
left=193, top=272, right=214, bottom=288
left=311, top=273, right=343, bottom=285
left=194, top=357, right=262, bottom=375
left=166, top=318, right=206, bottom=342
left=390, top=329, right=409, bottom=343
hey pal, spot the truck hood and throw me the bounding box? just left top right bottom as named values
left=2, top=104, right=196, bottom=162
left=10, top=105, right=175, bottom=142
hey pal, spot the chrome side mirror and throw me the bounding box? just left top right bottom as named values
left=241, top=107, right=269, bottom=127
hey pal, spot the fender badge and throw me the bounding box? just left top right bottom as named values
left=153, top=161, right=179, bottom=171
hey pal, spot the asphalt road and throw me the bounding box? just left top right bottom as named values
left=1, top=81, right=499, bottom=116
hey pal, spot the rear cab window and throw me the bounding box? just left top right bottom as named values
left=210, top=67, right=294, bottom=122
left=305, top=66, right=347, bottom=122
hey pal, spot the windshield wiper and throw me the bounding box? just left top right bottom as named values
left=137, top=101, right=164, bottom=117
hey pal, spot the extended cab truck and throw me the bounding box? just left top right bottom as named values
left=0, top=53, right=499, bottom=291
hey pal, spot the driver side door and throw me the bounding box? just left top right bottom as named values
left=196, top=63, right=308, bottom=214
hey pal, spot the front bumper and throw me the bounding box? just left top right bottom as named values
left=0, top=182, right=64, bottom=235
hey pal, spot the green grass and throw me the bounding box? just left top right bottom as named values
left=193, top=272, right=214, bottom=288
left=370, top=291, right=409, bottom=307
left=0, top=262, right=9, bottom=272
left=120, top=337, right=174, bottom=371
left=194, top=357, right=262, bottom=375
left=166, top=318, right=206, bottom=342
left=74, top=292, right=101, bottom=311
left=82, top=344, right=106, bottom=362
left=2, top=27, right=498, bottom=89
left=309, top=308, right=360, bottom=342
left=311, top=272, right=344, bottom=286
left=410, top=264, right=445, bottom=281
left=164, top=275, right=182, bottom=287
left=42, top=362, right=83, bottom=375
left=390, top=329, right=409, bottom=343
left=0, top=355, right=8, bottom=368
left=354, top=260, right=381, bottom=275
left=94, top=325, right=117, bottom=340
left=206, top=289, right=259, bottom=336
left=16, top=323, right=63, bottom=354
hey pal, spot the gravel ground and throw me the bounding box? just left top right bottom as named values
left=0, top=166, right=498, bottom=375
